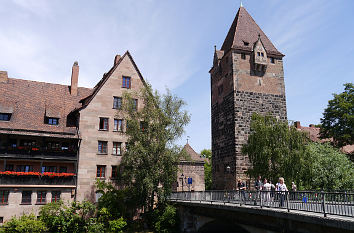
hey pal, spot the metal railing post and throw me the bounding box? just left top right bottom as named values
left=286, top=191, right=290, bottom=212
left=322, top=192, right=327, bottom=217
left=260, top=190, right=263, bottom=208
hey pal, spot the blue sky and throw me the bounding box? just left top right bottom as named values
left=0, top=0, right=353, bottom=152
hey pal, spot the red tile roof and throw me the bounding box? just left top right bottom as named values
left=221, top=6, right=284, bottom=57
left=0, top=78, right=92, bottom=138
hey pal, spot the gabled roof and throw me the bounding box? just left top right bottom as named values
left=221, top=6, right=284, bottom=57
left=181, top=143, right=206, bottom=162
left=0, top=78, right=92, bottom=138
left=76, top=50, right=147, bottom=112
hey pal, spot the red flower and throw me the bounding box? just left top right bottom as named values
left=0, top=171, right=75, bottom=177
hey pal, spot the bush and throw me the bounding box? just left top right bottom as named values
left=151, top=204, right=178, bottom=233
left=39, top=200, right=99, bottom=233
left=1, top=214, right=47, bottom=233
left=108, top=217, right=127, bottom=233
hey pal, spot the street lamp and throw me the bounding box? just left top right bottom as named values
left=180, top=173, right=184, bottom=192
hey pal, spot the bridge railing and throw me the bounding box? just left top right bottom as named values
left=169, top=190, right=354, bottom=218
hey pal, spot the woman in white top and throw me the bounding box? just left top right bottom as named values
left=276, top=177, right=288, bottom=207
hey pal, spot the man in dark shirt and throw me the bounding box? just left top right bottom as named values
left=255, top=175, right=263, bottom=191
left=237, top=179, right=246, bottom=201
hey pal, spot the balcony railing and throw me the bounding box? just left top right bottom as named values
left=0, top=146, right=77, bottom=158
left=0, top=172, right=76, bottom=186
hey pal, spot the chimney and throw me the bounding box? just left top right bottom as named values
left=71, top=61, right=79, bottom=96
left=0, top=71, right=8, bottom=83
left=114, top=55, right=121, bottom=66
left=294, top=121, right=301, bottom=129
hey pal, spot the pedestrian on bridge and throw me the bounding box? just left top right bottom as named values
left=276, top=177, right=288, bottom=207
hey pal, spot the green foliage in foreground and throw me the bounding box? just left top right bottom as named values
left=303, top=142, right=354, bottom=191
left=201, top=149, right=212, bottom=190
left=39, top=201, right=104, bottom=233
left=118, top=84, right=190, bottom=213
left=145, top=204, right=179, bottom=233
left=242, top=113, right=309, bottom=186
left=242, top=113, right=354, bottom=190
left=0, top=214, right=47, bottom=233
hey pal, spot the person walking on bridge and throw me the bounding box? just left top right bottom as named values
left=276, top=177, right=288, bottom=207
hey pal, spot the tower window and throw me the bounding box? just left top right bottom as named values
left=261, top=52, right=264, bottom=57
left=257, top=52, right=260, bottom=56
left=218, top=85, right=223, bottom=96
left=241, top=53, right=246, bottom=60
left=270, top=57, right=275, bottom=64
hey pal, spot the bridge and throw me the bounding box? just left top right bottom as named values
left=169, top=191, right=354, bottom=233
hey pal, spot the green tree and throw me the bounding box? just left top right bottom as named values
left=118, top=84, right=190, bottom=214
left=0, top=214, right=47, bottom=233
left=39, top=201, right=103, bottom=233
left=201, top=149, right=212, bottom=190
left=242, top=113, right=308, bottom=186
left=320, top=83, right=354, bottom=148
left=304, top=142, right=354, bottom=190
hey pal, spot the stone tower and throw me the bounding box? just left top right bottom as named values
left=210, top=6, right=287, bottom=190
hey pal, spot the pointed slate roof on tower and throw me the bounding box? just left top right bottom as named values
left=221, top=6, right=284, bottom=57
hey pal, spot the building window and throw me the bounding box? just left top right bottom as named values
left=132, top=99, right=138, bottom=111
left=0, top=191, right=9, bottom=205
left=257, top=52, right=260, bottom=56
left=5, top=164, right=14, bottom=171
left=0, top=217, right=3, bottom=224
left=114, top=119, right=123, bottom=132
left=241, top=53, right=246, bottom=60
left=21, top=191, right=32, bottom=205
left=270, top=57, right=275, bottom=64
left=261, top=52, right=264, bottom=57
left=59, top=166, right=67, bottom=173
left=16, top=165, right=33, bottom=172
left=112, top=142, right=122, bottom=156
left=99, top=118, right=109, bottom=131
left=113, top=97, right=122, bottom=109
left=122, top=76, right=131, bottom=89
left=51, top=191, right=61, bottom=202
left=0, top=113, right=11, bottom=121
left=45, top=117, right=59, bottom=125
left=41, top=166, right=57, bottom=173
left=96, top=165, right=106, bottom=178
left=111, top=166, right=118, bottom=178
left=98, top=141, right=108, bottom=154
left=36, top=191, right=46, bottom=204
left=140, top=121, right=147, bottom=132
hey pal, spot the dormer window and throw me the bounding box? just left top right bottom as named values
left=270, top=57, right=275, bottom=64
left=243, top=41, right=249, bottom=46
left=45, top=117, right=59, bottom=125
left=0, top=113, right=11, bottom=121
